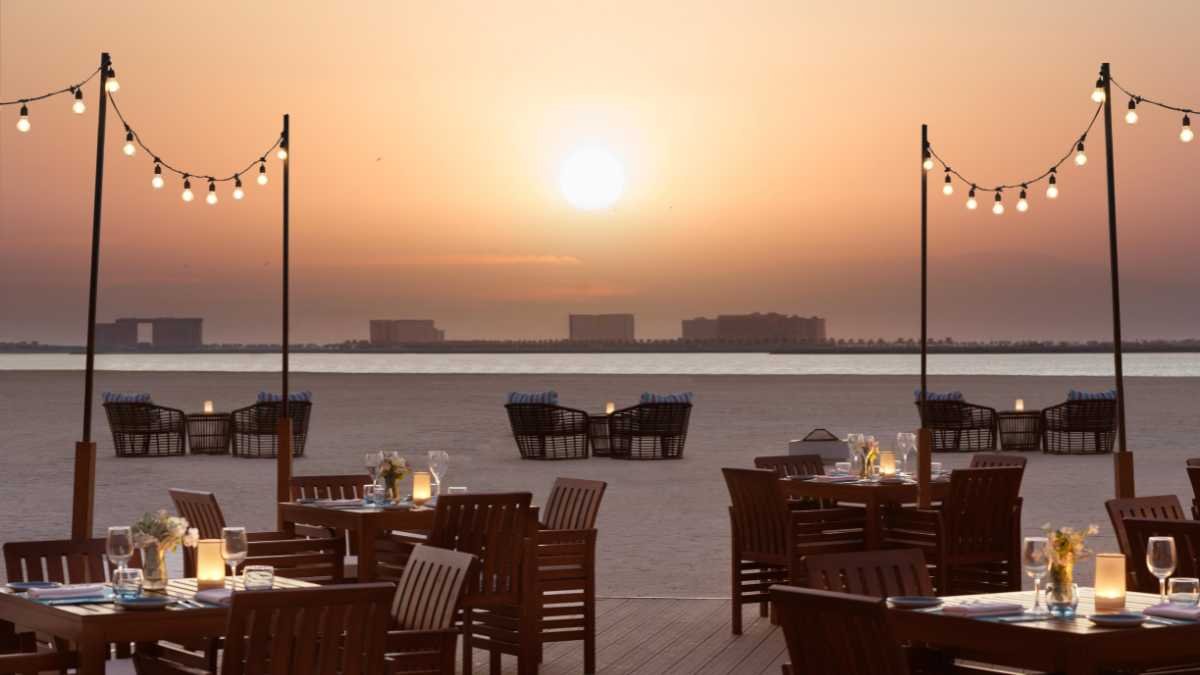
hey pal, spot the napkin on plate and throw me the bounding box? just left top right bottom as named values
left=26, top=583, right=108, bottom=600
left=942, top=601, right=1024, bottom=617
left=194, top=588, right=234, bottom=606
left=810, top=475, right=859, bottom=483
left=1144, top=603, right=1200, bottom=621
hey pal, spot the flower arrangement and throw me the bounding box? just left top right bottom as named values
left=1042, top=522, right=1099, bottom=591
left=131, top=510, right=198, bottom=551
left=378, top=454, right=410, bottom=500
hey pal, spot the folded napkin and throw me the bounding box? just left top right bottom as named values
left=314, top=499, right=364, bottom=508
left=811, top=475, right=859, bottom=483
left=194, top=588, right=234, bottom=607
left=1144, top=603, right=1200, bottom=621
left=26, top=583, right=107, bottom=600
left=942, top=601, right=1025, bottom=617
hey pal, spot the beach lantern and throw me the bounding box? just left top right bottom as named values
left=879, top=451, right=897, bottom=477
left=196, top=539, right=225, bottom=590
left=1014, top=399, right=1025, bottom=412
left=203, top=400, right=214, bottom=414
left=412, top=472, right=432, bottom=507
left=1094, top=553, right=1126, bottom=611
left=605, top=401, right=615, bottom=415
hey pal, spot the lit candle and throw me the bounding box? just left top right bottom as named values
left=196, top=539, right=225, bottom=590
left=1014, top=399, right=1025, bottom=412
left=412, top=471, right=432, bottom=507
left=605, top=401, right=615, bottom=415
left=1094, top=553, right=1126, bottom=612
left=879, top=451, right=897, bottom=477
left=203, top=400, right=214, bottom=414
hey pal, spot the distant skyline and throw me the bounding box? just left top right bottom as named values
left=3, top=2, right=1200, bottom=344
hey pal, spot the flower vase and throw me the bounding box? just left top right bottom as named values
left=1046, top=559, right=1079, bottom=618
left=141, top=542, right=168, bottom=591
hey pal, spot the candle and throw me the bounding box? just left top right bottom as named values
left=1094, top=553, right=1126, bottom=611
left=203, top=400, right=214, bottom=414
left=195, top=539, right=225, bottom=590
left=605, top=401, right=615, bottom=415
left=1014, top=398, right=1025, bottom=412
left=412, top=471, right=432, bottom=507
left=879, top=451, right=897, bottom=477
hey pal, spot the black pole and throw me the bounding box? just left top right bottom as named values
left=920, top=124, right=928, bottom=420
left=82, top=53, right=110, bottom=442
left=281, top=114, right=290, bottom=415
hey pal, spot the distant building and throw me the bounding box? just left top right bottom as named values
left=569, top=314, right=635, bottom=342
left=369, top=319, right=446, bottom=345
left=95, top=318, right=203, bottom=349
left=682, top=313, right=826, bottom=342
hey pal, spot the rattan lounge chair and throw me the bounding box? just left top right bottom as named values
left=913, top=399, right=997, bottom=452
left=609, top=402, right=692, bottom=459
left=1042, top=398, right=1117, bottom=454
left=505, top=403, right=591, bottom=460
left=230, top=400, right=311, bottom=458
left=104, top=401, right=186, bottom=457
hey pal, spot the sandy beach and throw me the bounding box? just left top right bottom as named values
left=2, top=370, right=1195, bottom=594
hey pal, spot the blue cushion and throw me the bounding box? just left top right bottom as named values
left=102, top=392, right=152, bottom=404
left=257, top=391, right=313, bottom=403
left=1067, top=389, right=1117, bottom=401
left=507, top=391, right=559, bottom=405
left=640, top=392, right=694, bottom=404
left=913, top=389, right=964, bottom=402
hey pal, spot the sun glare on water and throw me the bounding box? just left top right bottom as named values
left=559, top=147, right=625, bottom=210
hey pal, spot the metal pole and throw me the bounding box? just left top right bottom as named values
left=276, top=114, right=292, bottom=527
left=918, top=124, right=933, bottom=508
left=1100, top=63, right=1134, bottom=498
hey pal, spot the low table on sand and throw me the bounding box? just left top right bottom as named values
left=779, top=476, right=951, bottom=549
left=185, top=412, right=232, bottom=454
left=279, top=500, right=436, bottom=582
left=996, top=410, right=1043, bottom=452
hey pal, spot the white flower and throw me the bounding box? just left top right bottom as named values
left=182, top=527, right=200, bottom=548
left=167, top=517, right=188, bottom=539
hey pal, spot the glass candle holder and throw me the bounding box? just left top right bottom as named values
left=1093, top=553, right=1126, bottom=612
left=195, top=539, right=225, bottom=591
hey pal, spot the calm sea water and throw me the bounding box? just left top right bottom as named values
left=1, top=352, right=1198, bottom=377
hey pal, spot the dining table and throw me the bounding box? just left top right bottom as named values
left=0, top=576, right=313, bottom=674
left=779, top=475, right=951, bottom=549
left=894, top=588, right=1200, bottom=674
left=278, top=499, right=437, bottom=582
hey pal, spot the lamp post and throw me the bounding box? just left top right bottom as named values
left=276, top=113, right=292, bottom=529
left=917, top=123, right=932, bottom=508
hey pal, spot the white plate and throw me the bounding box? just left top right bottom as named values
left=1088, top=613, right=1146, bottom=628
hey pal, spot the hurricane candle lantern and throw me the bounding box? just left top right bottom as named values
left=605, top=401, right=615, bottom=415
left=203, top=400, right=214, bottom=414
left=1094, top=553, right=1126, bottom=611
left=1014, top=399, right=1025, bottom=412
left=195, top=539, right=225, bottom=590
left=412, top=471, right=432, bottom=507
left=879, top=451, right=897, bottom=477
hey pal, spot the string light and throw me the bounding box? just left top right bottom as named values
left=1, top=64, right=101, bottom=132
left=1017, top=186, right=1029, bottom=212
left=942, top=171, right=953, bottom=196
left=72, top=88, right=86, bottom=115
left=277, top=144, right=288, bottom=161
left=151, top=161, right=164, bottom=189
left=233, top=176, right=245, bottom=200
left=257, top=160, right=269, bottom=185
left=1110, top=76, right=1200, bottom=148
left=1047, top=171, right=1059, bottom=199
left=206, top=179, right=218, bottom=205
left=1181, top=115, right=1194, bottom=143
left=1125, top=98, right=1138, bottom=125
left=104, top=67, right=119, bottom=93
left=922, top=149, right=933, bottom=171
left=992, top=191, right=1004, bottom=215
left=1074, top=139, right=1087, bottom=166
left=966, top=186, right=978, bottom=210
left=16, top=104, right=30, bottom=132
left=181, top=176, right=194, bottom=202
left=122, top=126, right=136, bottom=156
left=1091, top=78, right=1105, bottom=103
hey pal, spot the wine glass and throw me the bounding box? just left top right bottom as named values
left=1022, top=536, right=1050, bottom=615
left=106, top=526, right=133, bottom=572
left=1148, top=536, right=1178, bottom=604
left=221, top=527, right=249, bottom=588
left=896, top=433, right=916, bottom=474
left=364, top=451, right=384, bottom=483
left=428, top=451, right=450, bottom=496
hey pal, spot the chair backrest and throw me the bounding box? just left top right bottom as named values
left=220, top=583, right=392, bottom=675
left=290, top=474, right=370, bottom=501
left=805, top=549, right=933, bottom=598
left=1187, top=465, right=1200, bottom=518
left=915, top=399, right=967, bottom=426
left=1187, top=458, right=1200, bottom=468
left=169, top=488, right=227, bottom=538
left=771, top=585, right=909, bottom=675
left=1104, top=495, right=1186, bottom=559
left=968, top=453, right=1027, bottom=473
left=103, top=401, right=162, bottom=428
left=722, top=468, right=789, bottom=560
left=754, top=455, right=825, bottom=478
left=391, top=545, right=476, bottom=630
left=542, top=478, right=607, bottom=530
left=1123, top=519, right=1200, bottom=594
left=941, top=467, right=1023, bottom=557
left=2, top=538, right=139, bottom=584
left=428, top=492, right=535, bottom=607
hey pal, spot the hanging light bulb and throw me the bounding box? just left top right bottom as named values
left=151, top=162, right=164, bottom=189
left=206, top=179, right=218, bottom=205
left=72, top=88, right=86, bottom=114
left=992, top=191, right=1005, bottom=215
left=1046, top=170, right=1059, bottom=199
left=942, top=172, right=954, bottom=196
left=104, top=67, right=119, bottom=93
left=966, top=186, right=978, bottom=210
left=1181, top=115, right=1194, bottom=143
left=233, top=176, right=245, bottom=200
left=182, top=176, right=194, bottom=202
left=122, top=127, right=136, bottom=156
left=277, top=142, right=288, bottom=161
left=1091, top=77, right=1105, bottom=103
left=1125, top=98, right=1138, bottom=125
left=257, top=160, right=269, bottom=185
left=1017, top=186, right=1029, bottom=213
left=1074, top=141, right=1087, bottom=166
left=15, top=103, right=30, bottom=132
left=922, top=149, right=933, bottom=172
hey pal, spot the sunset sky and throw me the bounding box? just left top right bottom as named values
left=2, top=1, right=1199, bottom=343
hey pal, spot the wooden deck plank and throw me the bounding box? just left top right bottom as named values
left=691, top=607, right=779, bottom=675
left=662, top=604, right=774, bottom=675
left=626, top=598, right=733, bottom=674
left=601, top=599, right=726, bottom=674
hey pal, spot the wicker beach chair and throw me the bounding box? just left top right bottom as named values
left=1042, top=398, right=1117, bottom=454
left=913, top=399, right=997, bottom=452
left=104, top=401, right=186, bottom=457
left=230, top=400, right=311, bottom=458
left=504, top=403, right=591, bottom=460
left=609, top=402, right=692, bottom=459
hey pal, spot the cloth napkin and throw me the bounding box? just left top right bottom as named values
left=26, top=584, right=107, bottom=600
left=194, top=588, right=234, bottom=606
left=1144, top=603, right=1200, bottom=621
left=942, top=601, right=1025, bottom=617
left=810, top=475, right=859, bottom=483
left=317, top=498, right=364, bottom=507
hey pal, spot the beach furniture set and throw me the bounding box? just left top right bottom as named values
left=915, top=389, right=1119, bottom=453
left=505, top=391, right=692, bottom=460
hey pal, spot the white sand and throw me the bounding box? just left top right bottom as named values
left=2, top=370, right=1195, bottom=594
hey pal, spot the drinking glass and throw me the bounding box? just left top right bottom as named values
left=1147, top=536, right=1178, bottom=604
left=364, top=451, right=384, bottom=482
left=834, top=461, right=851, bottom=476
left=931, top=461, right=944, bottom=478
left=243, top=565, right=275, bottom=591
left=113, top=567, right=143, bottom=601
left=1168, top=577, right=1200, bottom=606
left=106, top=526, right=133, bottom=571
left=1022, top=536, right=1050, bottom=615
left=845, top=433, right=863, bottom=461
left=896, top=432, right=916, bottom=474
left=428, top=451, right=450, bottom=496
left=221, top=527, right=249, bottom=587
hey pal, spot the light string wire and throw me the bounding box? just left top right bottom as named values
left=106, top=90, right=283, bottom=183
left=1110, top=77, right=1197, bottom=115
left=0, top=66, right=101, bottom=106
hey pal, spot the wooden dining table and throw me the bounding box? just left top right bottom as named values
left=0, top=576, right=313, bottom=674
left=894, top=588, right=1200, bottom=674
left=779, top=475, right=951, bottom=549
left=278, top=499, right=437, bottom=582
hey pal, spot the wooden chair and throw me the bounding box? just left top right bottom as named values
left=968, top=453, right=1027, bottom=475
left=505, top=403, right=591, bottom=460
left=771, top=585, right=909, bottom=675
left=1105, top=495, right=1187, bottom=587
left=722, top=468, right=865, bottom=634
left=805, top=549, right=934, bottom=598
left=1123, top=519, right=1200, bottom=594
left=386, top=545, right=477, bottom=675
left=608, top=402, right=692, bottom=459
left=0, top=650, right=78, bottom=674
left=541, top=477, right=606, bottom=531
left=1042, top=398, right=1117, bottom=454
left=230, top=400, right=312, bottom=458
left=754, top=454, right=825, bottom=478
left=914, top=399, right=996, bottom=452
left=426, top=492, right=538, bottom=675
left=133, top=583, right=394, bottom=675
left=1187, top=461, right=1200, bottom=519
left=104, top=401, right=186, bottom=457
left=882, top=467, right=1023, bottom=594
left=289, top=474, right=370, bottom=501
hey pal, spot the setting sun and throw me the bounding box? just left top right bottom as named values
left=559, top=146, right=625, bottom=210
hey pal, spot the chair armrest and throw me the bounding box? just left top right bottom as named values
left=131, top=653, right=212, bottom=675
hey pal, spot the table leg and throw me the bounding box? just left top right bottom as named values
left=356, top=523, right=377, bottom=582
left=79, top=639, right=108, bottom=674
left=864, top=499, right=881, bottom=549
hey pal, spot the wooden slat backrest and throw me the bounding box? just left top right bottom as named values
left=1188, top=458, right=1200, bottom=468
left=542, top=478, right=607, bottom=531
left=220, top=583, right=392, bottom=675
left=169, top=488, right=227, bottom=538
left=754, top=455, right=825, bottom=478
left=771, top=585, right=909, bottom=675
left=2, top=538, right=136, bottom=584
left=804, top=549, right=933, bottom=598
left=391, top=544, right=476, bottom=631
left=968, top=453, right=1027, bottom=475
left=290, top=475, right=370, bottom=501
left=1105, top=495, right=1186, bottom=560
left=1187, top=466, right=1200, bottom=519
left=428, top=492, right=534, bottom=607
left=1123, top=518, right=1200, bottom=594
left=942, top=467, right=1023, bottom=558
left=722, top=468, right=790, bottom=560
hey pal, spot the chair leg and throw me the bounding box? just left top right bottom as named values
left=731, top=560, right=743, bottom=635
left=759, top=599, right=768, bottom=617
left=462, top=609, right=474, bottom=675
left=490, top=650, right=501, bottom=675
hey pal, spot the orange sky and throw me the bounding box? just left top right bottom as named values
left=2, top=1, right=1199, bottom=343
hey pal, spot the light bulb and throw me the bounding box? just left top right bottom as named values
left=1125, top=99, right=1138, bottom=125
left=105, top=68, right=119, bottom=93
left=992, top=192, right=1004, bottom=215
left=1074, top=142, right=1087, bottom=166
left=1181, top=115, right=1194, bottom=143
left=206, top=181, right=218, bottom=205
left=257, top=161, right=268, bottom=185
left=942, top=174, right=954, bottom=196
left=16, top=104, right=30, bottom=132
left=1091, top=78, right=1105, bottom=103
left=1016, top=188, right=1028, bottom=213
left=966, top=188, right=977, bottom=210
left=922, top=155, right=933, bottom=171
left=277, top=147, right=288, bottom=161
left=1046, top=173, right=1059, bottom=199
left=182, top=178, right=194, bottom=202
left=151, top=163, right=164, bottom=189
left=72, top=88, right=86, bottom=114
left=122, top=129, right=136, bottom=156
left=233, top=177, right=245, bottom=200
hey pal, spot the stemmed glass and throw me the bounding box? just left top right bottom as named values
left=221, top=527, right=249, bottom=588
left=106, top=526, right=133, bottom=572
left=428, top=451, right=450, bottom=496
left=1148, top=536, right=1178, bottom=604
left=895, top=433, right=916, bottom=475
left=1022, top=536, right=1050, bottom=615
left=364, top=451, right=384, bottom=484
